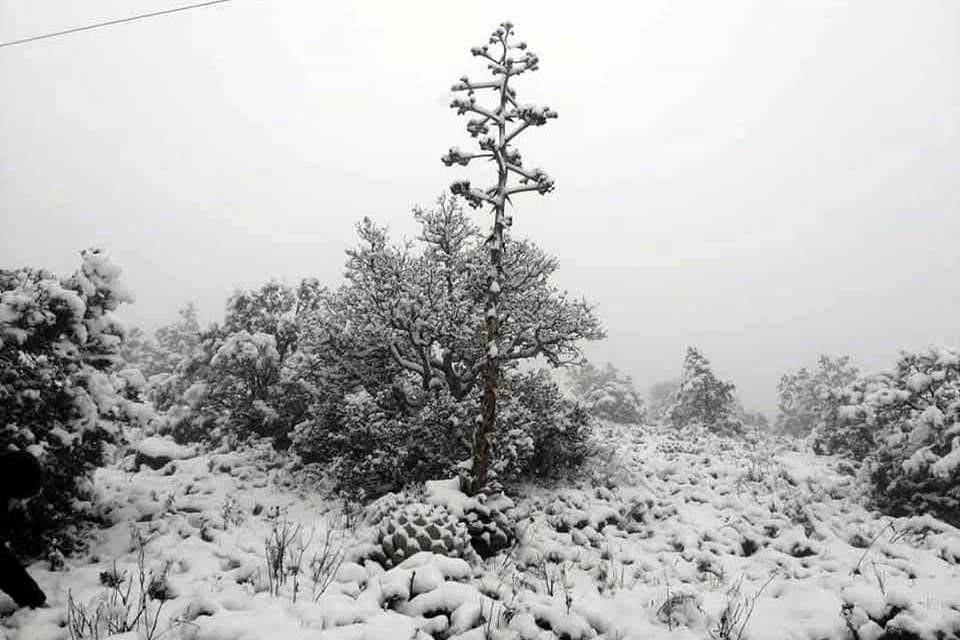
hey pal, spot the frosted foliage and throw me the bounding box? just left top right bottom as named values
left=333, top=195, right=604, bottom=407
left=777, top=355, right=860, bottom=437
left=0, top=249, right=150, bottom=556
left=142, top=279, right=324, bottom=445
left=211, top=331, right=280, bottom=369
left=814, top=347, right=960, bottom=525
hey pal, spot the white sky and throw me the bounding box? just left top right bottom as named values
left=1, top=0, right=958, bottom=414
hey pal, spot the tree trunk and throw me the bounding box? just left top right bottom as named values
left=472, top=201, right=505, bottom=494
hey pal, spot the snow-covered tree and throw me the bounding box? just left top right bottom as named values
left=776, top=355, right=859, bottom=437
left=224, top=279, right=323, bottom=361
left=334, top=196, right=603, bottom=407
left=667, top=348, right=739, bottom=432
left=443, top=21, right=559, bottom=494
left=568, top=362, right=646, bottom=425
left=0, top=249, right=149, bottom=555
left=648, top=378, right=680, bottom=423
left=290, top=198, right=600, bottom=498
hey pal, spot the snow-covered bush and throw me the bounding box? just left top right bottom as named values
left=294, top=388, right=469, bottom=499
left=310, top=391, right=451, bottom=497
left=776, top=355, right=859, bottom=437
left=204, top=330, right=283, bottom=435
left=809, top=377, right=882, bottom=459
left=292, top=370, right=591, bottom=500
left=810, top=347, right=959, bottom=524
left=0, top=249, right=147, bottom=556
left=667, top=348, right=741, bottom=433
left=838, top=348, right=959, bottom=525
left=498, top=370, right=593, bottom=482
left=568, top=362, right=646, bottom=424
left=142, top=280, right=323, bottom=448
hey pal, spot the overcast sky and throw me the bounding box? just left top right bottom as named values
left=1, top=0, right=958, bottom=413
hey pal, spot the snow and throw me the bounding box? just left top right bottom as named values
left=4, top=427, right=960, bottom=640
left=134, top=436, right=196, bottom=461
left=930, top=437, right=960, bottom=478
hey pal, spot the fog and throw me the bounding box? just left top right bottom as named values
left=1, top=0, right=958, bottom=414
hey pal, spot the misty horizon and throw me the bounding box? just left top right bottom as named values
left=2, top=0, right=958, bottom=415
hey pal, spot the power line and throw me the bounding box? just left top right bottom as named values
left=0, top=0, right=243, bottom=49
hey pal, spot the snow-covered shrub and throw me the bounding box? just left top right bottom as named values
left=292, top=371, right=591, bottom=500
left=0, top=249, right=148, bottom=556
left=205, top=330, right=283, bottom=434
left=811, top=348, right=959, bottom=524
left=294, top=388, right=469, bottom=499
left=861, top=349, right=958, bottom=525
left=667, top=348, right=741, bottom=433
left=142, top=280, right=323, bottom=448
left=498, top=370, right=593, bottom=482
left=810, top=377, right=882, bottom=459
left=568, top=362, right=645, bottom=424
left=776, top=355, right=859, bottom=437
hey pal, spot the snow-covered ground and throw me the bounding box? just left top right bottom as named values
left=4, top=426, right=960, bottom=640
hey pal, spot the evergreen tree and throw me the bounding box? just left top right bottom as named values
left=667, top=347, right=739, bottom=431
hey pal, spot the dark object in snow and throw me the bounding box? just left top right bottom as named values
left=0, top=451, right=42, bottom=500
left=135, top=450, right=175, bottom=471
left=740, top=537, right=759, bottom=557
left=463, top=497, right=516, bottom=559
left=0, top=451, right=48, bottom=609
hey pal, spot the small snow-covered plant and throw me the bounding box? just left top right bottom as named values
left=656, top=590, right=703, bottom=630
left=221, top=495, right=244, bottom=529
left=528, top=557, right=570, bottom=598
left=596, top=548, right=628, bottom=595
left=480, top=598, right=509, bottom=639
left=709, top=573, right=776, bottom=640
left=696, top=555, right=727, bottom=588
left=776, top=355, right=859, bottom=437
left=310, top=527, right=345, bottom=600
left=740, top=442, right=775, bottom=484
left=264, top=518, right=302, bottom=597
left=66, top=530, right=173, bottom=640
left=377, top=501, right=472, bottom=567
left=667, top=348, right=741, bottom=433
left=285, top=528, right=314, bottom=604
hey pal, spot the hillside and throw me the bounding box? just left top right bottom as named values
left=3, top=426, right=959, bottom=640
